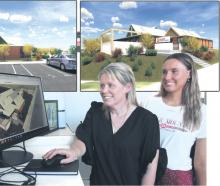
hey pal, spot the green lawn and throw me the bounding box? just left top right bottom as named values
left=81, top=51, right=219, bottom=91
left=81, top=54, right=169, bottom=82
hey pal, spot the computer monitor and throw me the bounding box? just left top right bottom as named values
left=0, top=73, right=49, bottom=168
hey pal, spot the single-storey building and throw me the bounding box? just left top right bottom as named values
left=100, top=24, right=213, bottom=55
left=0, top=36, right=25, bottom=60
left=156, top=27, right=213, bottom=51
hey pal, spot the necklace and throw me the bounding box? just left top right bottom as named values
left=111, top=105, right=130, bottom=134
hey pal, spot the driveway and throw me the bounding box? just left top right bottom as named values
left=0, top=60, right=76, bottom=92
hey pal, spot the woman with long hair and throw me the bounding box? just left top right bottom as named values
left=143, top=53, right=206, bottom=185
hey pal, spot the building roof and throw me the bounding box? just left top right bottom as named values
left=169, top=27, right=207, bottom=39
left=0, top=89, right=25, bottom=117
left=0, top=36, right=7, bottom=44
left=130, top=24, right=166, bottom=37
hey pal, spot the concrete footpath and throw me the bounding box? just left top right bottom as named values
left=0, top=59, right=46, bottom=64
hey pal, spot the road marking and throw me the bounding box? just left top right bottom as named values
left=11, top=64, right=16, bottom=74
left=21, top=64, right=33, bottom=76
left=39, top=64, right=73, bottom=76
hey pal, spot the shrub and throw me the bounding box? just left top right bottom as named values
left=82, top=56, right=93, bottom=65
left=200, top=46, right=208, bottom=52
left=42, top=54, right=50, bottom=60
left=137, top=58, right=142, bottom=66
left=150, top=62, right=156, bottom=69
left=112, top=48, right=122, bottom=58
left=116, top=56, right=122, bottom=62
left=35, top=53, right=42, bottom=60
left=130, top=56, right=135, bottom=61
left=127, top=45, right=138, bottom=57
left=145, top=49, right=157, bottom=56
left=132, top=63, right=139, bottom=72
left=193, top=50, right=203, bottom=59
left=100, top=60, right=111, bottom=70
left=137, top=47, right=144, bottom=55
left=145, top=66, right=153, bottom=78
left=203, top=51, right=215, bottom=61
left=96, top=52, right=105, bottom=62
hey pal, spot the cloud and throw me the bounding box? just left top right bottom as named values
left=111, top=16, right=119, bottom=23
left=85, top=21, right=94, bottom=26
left=0, top=26, right=6, bottom=31
left=160, top=20, right=177, bottom=27
left=28, top=1, right=75, bottom=26
left=9, top=14, right=32, bottom=23
left=59, top=15, right=69, bottom=22
left=81, top=26, right=104, bottom=33
left=113, top=22, right=122, bottom=28
left=52, top=27, right=58, bottom=32
left=73, top=26, right=76, bottom=32
left=119, top=2, right=137, bottom=9
left=200, top=31, right=205, bottom=34
left=4, top=34, right=23, bottom=45
left=0, top=12, right=9, bottom=20
left=81, top=8, right=94, bottom=23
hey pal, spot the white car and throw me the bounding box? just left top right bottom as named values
left=47, top=54, right=76, bottom=72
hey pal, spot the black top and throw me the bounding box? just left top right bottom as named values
left=76, top=102, right=160, bottom=185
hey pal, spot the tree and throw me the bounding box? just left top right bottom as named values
left=54, top=48, right=62, bottom=55
left=23, top=44, right=33, bottom=60
left=0, top=44, right=10, bottom=61
left=181, top=37, right=200, bottom=52
left=140, top=33, right=154, bottom=49
left=69, top=45, right=76, bottom=55
left=50, top=48, right=57, bottom=56
left=83, top=38, right=100, bottom=56
left=34, top=48, right=43, bottom=60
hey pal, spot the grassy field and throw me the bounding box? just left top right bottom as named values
left=209, top=49, right=219, bottom=64
left=81, top=54, right=169, bottom=81
left=81, top=51, right=219, bottom=91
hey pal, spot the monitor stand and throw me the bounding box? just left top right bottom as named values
left=0, top=150, right=33, bottom=168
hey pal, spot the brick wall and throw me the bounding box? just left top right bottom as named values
left=0, top=46, right=24, bottom=60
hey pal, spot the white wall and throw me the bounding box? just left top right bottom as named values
left=114, top=41, right=143, bottom=55
left=206, top=92, right=220, bottom=185
left=44, top=91, right=156, bottom=131
left=101, top=42, right=111, bottom=55
left=155, top=43, right=173, bottom=50
left=101, top=41, right=144, bottom=56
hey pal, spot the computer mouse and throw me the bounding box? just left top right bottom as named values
left=41, top=154, right=66, bottom=168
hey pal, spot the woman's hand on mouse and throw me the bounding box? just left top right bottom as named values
left=43, top=148, right=78, bottom=164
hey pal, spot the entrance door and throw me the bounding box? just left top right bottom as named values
left=172, top=37, right=179, bottom=50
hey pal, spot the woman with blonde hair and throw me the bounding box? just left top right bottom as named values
left=44, top=62, right=160, bottom=185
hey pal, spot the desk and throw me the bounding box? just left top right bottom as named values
left=0, top=135, right=84, bottom=186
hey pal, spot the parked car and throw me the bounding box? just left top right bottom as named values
left=46, top=54, right=76, bottom=72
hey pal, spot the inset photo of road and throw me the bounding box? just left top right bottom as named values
left=0, top=1, right=76, bottom=92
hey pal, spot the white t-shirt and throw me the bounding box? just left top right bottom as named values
left=142, top=96, right=206, bottom=170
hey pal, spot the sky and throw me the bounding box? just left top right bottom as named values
left=0, top=1, right=76, bottom=50
left=81, top=1, right=219, bottom=49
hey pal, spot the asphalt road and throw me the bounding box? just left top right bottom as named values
left=0, top=63, right=76, bottom=92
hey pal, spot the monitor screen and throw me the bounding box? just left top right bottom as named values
left=0, top=73, right=49, bottom=167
